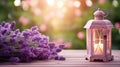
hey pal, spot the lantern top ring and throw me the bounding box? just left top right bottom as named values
left=94, top=8, right=105, bottom=20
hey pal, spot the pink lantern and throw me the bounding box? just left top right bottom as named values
left=84, top=8, right=114, bottom=62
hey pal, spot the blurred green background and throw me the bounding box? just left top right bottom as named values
left=0, top=0, right=120, bottom=49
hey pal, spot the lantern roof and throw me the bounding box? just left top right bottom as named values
left=84, top=20, right=114, bottom=29
left=84, top=8, right=113, bottom=29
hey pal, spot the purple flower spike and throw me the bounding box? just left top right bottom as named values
left=56, top=48, right=62, bottom=52
left=55, top=56, right=65, bottom=60
left=0, top=21, right=65, bottom=62
left=4, top=23, right=10, bottom=28
left=31, top=26, right=38, bottom=31
left=59, top=45, right=64, bottom=49
left=1, top=21, right=6, bottom=26
left=15, top=29, right=20, bottom=34
left=48, top=42, right=55, bottom=48
left=9, top=57, right=20, bottom=62
left=0, top=44, right=7, bottom=48
left=10, top=38, right=16, bottom=43
left=2, top=30, right=7, bottom=35
left=10, top=21, right=16, bottom=30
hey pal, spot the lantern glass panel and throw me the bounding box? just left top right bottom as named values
left=107, top=29, right=111, bottom=54
left=87, top=29, right=92, bottom=55
left=93, top=29, right=104, bottom=55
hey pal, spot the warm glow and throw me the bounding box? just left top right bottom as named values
left=94, top=42, right=103, bottom=55
left=86, top=0, right=93, bottom=7
left=39, top=24, right=47, bottom=32
left=51, top=19, right=61, bottom=30
left=14, top=0, right=21, bottom=6
left=57, top=1, right=64, bottom=8
left=61, top=7, right=67, bottom=13
left=73, top=1, right=81, bottom=8
left=46, top=0, right=55, bottom=6
left=112, top=0, right=119, bottom=7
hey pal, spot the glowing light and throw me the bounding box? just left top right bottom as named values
left=112, top=0, right=119, bottom=7
left=86, top=0, right=93, bottom=7
left=94, top=42, right=103, bottom=55
left=115, top=22, right=120, bottom=29
left=57, top=1, right=64, bottom=8
left=64, top=42, right=72, bottom=49
left=77, top=32, right=84, bottom=40
left=54, top=38, right=64, bottom=44
left=74, top=9, right=82, bottom=16
left=57, top=11, right=64, bottom=18
left=46, top=0, right=55, bottom=6
left=99, top=0, right=106, bottom=4
left=62, top=7, right=67, bottom=13
left=33, top=8, right=41, bottom=16
left=14, top=0, right=21, bottom=6
left=68, top=1, right=73, bottom=7
left=21, top=0, right=31, bottom=11
left=19, top=16, right=29, bottom=25
left=51, top=19, right=61, bottom=30
left=73, top=1, right=81, bottom=8
left=44, top=12, right=55, bottom=22
left=40, top=24, right=47, bottom=32
left=30, top=0, right=38, bottom=7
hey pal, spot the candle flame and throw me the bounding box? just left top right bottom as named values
left=94, top=42, right=103, bottom=55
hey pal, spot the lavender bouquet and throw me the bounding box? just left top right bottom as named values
left=0, top=21, right=65, bottom=63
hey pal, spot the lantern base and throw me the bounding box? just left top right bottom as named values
left=86, top=55, right=113, bottom=62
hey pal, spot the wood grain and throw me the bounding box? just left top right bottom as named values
left=0, top=50, right=120, bottom=67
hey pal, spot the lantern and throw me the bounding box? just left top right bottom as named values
left=84, top=8, right=114, bottom=62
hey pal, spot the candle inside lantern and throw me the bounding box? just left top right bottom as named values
left=94, top=42, right=103, bottom=55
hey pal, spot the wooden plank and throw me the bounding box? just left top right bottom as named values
left=0, top=50, right=120, bottom=67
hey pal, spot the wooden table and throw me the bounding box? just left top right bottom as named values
left=0, top=50, right=120, bottom=67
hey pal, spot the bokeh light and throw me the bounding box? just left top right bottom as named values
left=46, top=0, right=55, bottom=6
left=1, top=0, right=120, bottom=49
left=86, top=0, right=93, bottom=7
left=40, top=24, right=47, bottom=32
left=112, top=0, right=119, bottom=7
left=14, top=0, right=21, bottom=6
left=19, top=16, right=29, bottom=26
left=73, top=1, right=81, bottom=8
left=64, top=42, right=72, bottom=49
left=33, top=8, right=41, bottom=16
left=98, top=0, right=106, bottom=4
left=57, top=0, right=64, bottom=8
left=77, top=32, right=84, bottom=40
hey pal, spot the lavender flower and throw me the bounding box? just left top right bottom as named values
left=59, top=45, right=64, bottom=49
left=31, top=26, right=38, bottom=31
left=55, top=56, right=65, bottom=60
left=1, top=21, right=6, bottom=26
left=22, top=31, right=30, bottom=38
left=2, top=29, right=7, bottom=35
left=15, top=29, right=20, bottom=34
left=1, top=50, right=10, bottom=56
left=7, top=46, right=15, bottom=51
left=0, top=44, right=7, bottom=48
left=10, top=38, right=16, bottom=43
left=56, top=48, right=62, bottom=52
left=20, top=47, right=32, bottom=57
left=4, top=23, right=10, bottom=28
left=48, top=42, right=55, bottom=48
left=0, top=21, right=65, bottom=62
left=9, top=57, right=20, bottom=62
left=10, top=21, right=16, bottom=30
